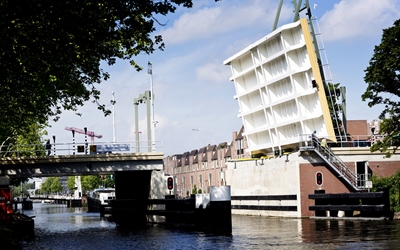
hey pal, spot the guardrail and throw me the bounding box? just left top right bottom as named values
left=0, top=141, right=163, bottom=157
left=298, top=134, right=385, bottom=149
left=29, top=195, right=77, bottom=200
left=299, top=135, right=373, bottom=191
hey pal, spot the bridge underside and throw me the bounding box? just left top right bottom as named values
left=0, top=152, right=164, bottom=178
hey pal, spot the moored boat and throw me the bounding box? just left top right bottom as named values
left=87, top=188, right=115, bottom=213
left=22, top=197, right=33, bottom=210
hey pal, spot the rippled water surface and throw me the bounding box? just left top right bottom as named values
left=19, top=203, right=400, bottom=249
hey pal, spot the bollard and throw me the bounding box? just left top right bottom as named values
left=314, top=189, right=326, bottom=217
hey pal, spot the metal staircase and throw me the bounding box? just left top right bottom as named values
left=306, top=140, right=364, bottom=192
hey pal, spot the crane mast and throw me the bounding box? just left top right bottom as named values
left=64, top=126, right=103, bottom=143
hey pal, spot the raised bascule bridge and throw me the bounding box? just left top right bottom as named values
left=222, top=0, right=392, bottom=219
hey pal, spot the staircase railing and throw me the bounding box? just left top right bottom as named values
left=299, top=136, right=364, bottom=191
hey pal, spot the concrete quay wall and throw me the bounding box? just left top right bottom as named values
left=225, top=153, right=301, bottom=217
left=225, top=149, right=400, bottom=218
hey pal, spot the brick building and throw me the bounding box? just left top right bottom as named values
left=163, top=126, right=249, bottom=197
left=163, top=120, right=400, bottom=217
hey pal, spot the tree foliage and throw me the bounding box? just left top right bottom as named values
left=1, top=122, right=48, bottom=157
left=12, top=182, right=35, bottom=197
left=1, top=121, right=47, bottom=186
left=67, top=176, right=76, bottom=191
left=40, top=177, right=63, bottom=194
left=81, top=175, right=114, bottom=195
left=0, top=0, right=212, bottom=140
left=371, top=170, right=400, bottom=212
left=362, top=19, right=400, bottom=157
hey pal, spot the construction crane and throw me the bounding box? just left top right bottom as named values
left=64, top=126, right=103, bottom=143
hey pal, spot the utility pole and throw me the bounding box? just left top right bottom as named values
left=148, top=61, right=157, bottom=152
left=112, top=91, right=117, bottom=143
left=134, top=91, right=152, bottom=152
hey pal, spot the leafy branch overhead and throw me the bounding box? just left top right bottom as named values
left=0, top=0, right=218, bottom=142
left=362, top=19, right=400, bottom=157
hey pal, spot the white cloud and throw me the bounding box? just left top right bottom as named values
left=320, top=0, right=400, bottom=42
left=161, top=0, right=283, bottom=45
left=195, top=61, right=230, bottom=83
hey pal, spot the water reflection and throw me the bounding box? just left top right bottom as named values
left=19, top=204, right=400, bottom=249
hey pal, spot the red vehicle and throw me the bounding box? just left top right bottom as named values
left=0, top=188, right=13, bottom=223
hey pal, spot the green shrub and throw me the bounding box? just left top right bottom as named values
left=192, top=185, right=197, bottom=195
left=371, top=170, right=400, bottom=212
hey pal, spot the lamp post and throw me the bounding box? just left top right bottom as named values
left=112, top=91, right=117, bottom=143
left=148, top=61, right=156, bottom=152
left=134, top=131, right=142, bottom=152
left=134, top=91, right=151, bottom=152
left=52, top=134, right=56, bottom=156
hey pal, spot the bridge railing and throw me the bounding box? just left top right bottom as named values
left=298, top=134, right=385, bottom=149
left=29, top=194, right=76, bottom=200
left=0, top=141, right=163, bottom=157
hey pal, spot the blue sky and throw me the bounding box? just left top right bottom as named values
left=46, top=0, right=400, bottom=157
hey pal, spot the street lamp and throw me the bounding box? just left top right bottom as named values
left=134, top=91, right=151, bottom=152
left=52, top=134, right=56, bottom=156
left=148, top=61, right=156, bottom=152
left=112, top=91, right=117, bottom=143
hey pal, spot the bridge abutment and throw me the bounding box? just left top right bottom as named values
left=113, top=170, right=165, bottom=225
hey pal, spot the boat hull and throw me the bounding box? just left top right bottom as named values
left=87, top=196, right=101, bottom=213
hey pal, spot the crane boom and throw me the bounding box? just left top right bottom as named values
left=65, top=126, right=103, bottom=143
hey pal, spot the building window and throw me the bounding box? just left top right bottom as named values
left=236, top=139, right=244, bottom=157
left=199, top=175, right=202, bottom=188
left=208, top=173, right=212, bottom=186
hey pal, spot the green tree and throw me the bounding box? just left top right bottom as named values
left=362, top=19, right=400, bottom=157
left=2, top=122, right=48, bottom=157
left=371, top=171, right=400, bottom=212
left=12, top=181, right=33, bottom=197
left=0, top=1, right=217, bottom=142
left=66, top=175, right=114, bottom=195
left=81, top=175, right=114, bottom=195
left=1, top=121, right=48, bottom=186
left=41, top=177, right=63, bottom=194
left=67, top=176, right=76, bottom=191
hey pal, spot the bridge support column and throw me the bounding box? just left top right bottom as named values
left=114, top=170, right=149, bottom=226
left=115, top=171, right=151, bottom=200
left=206, top=186, right=232, bottom=234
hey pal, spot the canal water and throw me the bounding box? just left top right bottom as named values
left=18, top=203, right=400, bottom=249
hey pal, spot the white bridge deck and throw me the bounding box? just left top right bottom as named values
left=0, top=152, right=164, bottom=178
